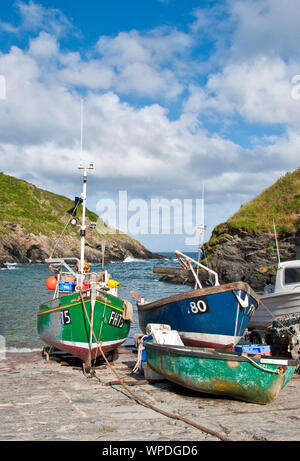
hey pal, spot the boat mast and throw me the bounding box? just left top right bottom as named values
left=273, top=219, right=281, bottom=265
left=78, top=163, right=94, bottom=287
left=77, top=99, right=94, bottom=286
left=195, top=185, right=206, bottom=286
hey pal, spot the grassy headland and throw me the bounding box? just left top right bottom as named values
left=211, top=168, right=300, bottom=242
left=0, top=172, right=107, bottom=237
left=0, top=172, right=159, bottom=265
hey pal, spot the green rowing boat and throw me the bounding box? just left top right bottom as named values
left=144, top=341, right=298, bottom=404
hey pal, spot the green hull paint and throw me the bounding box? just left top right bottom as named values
left=37, top=289, right=130, bottom=364
left=145, top=342, right=298, bottom=404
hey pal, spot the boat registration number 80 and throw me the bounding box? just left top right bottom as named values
left=189, top=297, right=209, bottom=315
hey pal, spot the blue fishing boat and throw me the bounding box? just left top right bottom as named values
left=135, top=251, right=260, bottom=349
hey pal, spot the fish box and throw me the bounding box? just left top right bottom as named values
left=234, top=344, right=271, bottom=356
left=59, top=280, right=75, bottom=292
left=152, top=329, right=184, bottom=346
left=140, top=331, right=163, bottom=380
left=82, top=281, right=90, bottom=290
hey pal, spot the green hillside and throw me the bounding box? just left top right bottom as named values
left=0, top=172, right=161, bottom=264
left=0, top=172, right=102, bottom=237
left=225, top=168, right=300, bottom=236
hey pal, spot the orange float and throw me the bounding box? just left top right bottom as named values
left=46, top=276, right=57, bottom=290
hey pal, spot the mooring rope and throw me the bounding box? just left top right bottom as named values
left=242, top=354, right=281, bottom=374
left=97, top=343, right=233, bottom=442
left=49, top=200, right=82, bottom=258
left=79, top=291, right=233, bottom=442
left=92, top=294, right=108, bottom=369
left=132, top=335, right=147, bottom=374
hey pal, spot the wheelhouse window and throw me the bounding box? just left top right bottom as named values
left=284, top=267, right=300, bottom=285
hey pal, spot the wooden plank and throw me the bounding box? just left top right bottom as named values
left=153, top=266, right=190, bottom=276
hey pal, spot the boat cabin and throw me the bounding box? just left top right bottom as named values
left=46, top=257, right=119, bottom=297
left=265, top=260, right=300, bottom=294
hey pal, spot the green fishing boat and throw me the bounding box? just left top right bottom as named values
left=144, top=340, right=298, bottom=404
left=37, top=164, right=132, bottom=372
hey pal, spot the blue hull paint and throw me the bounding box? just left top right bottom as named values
left=137, top=282, right=260, bottom=348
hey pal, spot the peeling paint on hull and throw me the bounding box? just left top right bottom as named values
left=145, top=342, right=298, bottom=404
left=37, top=290, right=130, bottom=365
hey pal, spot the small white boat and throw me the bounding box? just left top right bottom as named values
left=249, top=259, right=300, bottom=329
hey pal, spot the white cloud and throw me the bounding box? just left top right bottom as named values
left=0, top=0, right=300, bottom=250
left=97, top=28, right=192, bottom=65
left=230, top=0, right=300, bottom=60
left=28, top=32, right=58, bottom=57
left=0, top=40, right=248, bottom=200
left=96, top=28, right=191, bottom=98
left=185, top=56, right=300, bottom=126
left=58, top=59, right=114, bottom=91
left=0, top=0, right=76, bottom=37
left=254, top=129, right=300, bottom=170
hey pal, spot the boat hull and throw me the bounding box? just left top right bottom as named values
left=249, top=290, right=300, bottom=329
left=37, top=289, right=130, bottom=365
left=138, top=282, right=259, bottom=348
left=144, top=342, right=298, bottom=404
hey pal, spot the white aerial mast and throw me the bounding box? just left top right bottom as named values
left=78, top=99, right=94, bottom=287
left=78, top=163, right=94, bottom=287
left=195, top=185, right=206, bottom=287
left=273, top=219, right=281, bottom=265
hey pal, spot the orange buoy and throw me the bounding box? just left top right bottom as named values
left=46, top=276, right=57, bottom=290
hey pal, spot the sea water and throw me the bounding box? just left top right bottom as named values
left=0, top=253, right=196, bottom=351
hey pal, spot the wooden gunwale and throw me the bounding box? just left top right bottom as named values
left=38, top=293, right=124, bottom=316
left=138, top=281, right=260, bottom=312
left=144, top=342, right=299, bottom=367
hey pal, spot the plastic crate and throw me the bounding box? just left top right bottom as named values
left=82, top=281, right=90, bottom=290
left=140, top=335, right=152, bottom=373
left=234, top=344, right=271, bottom=356
left=59, top=280, right=75, bottom=292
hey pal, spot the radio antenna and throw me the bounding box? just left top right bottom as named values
left=273, top=219, right=281, bottom=265
left=80, top=98, right=84, bottom=159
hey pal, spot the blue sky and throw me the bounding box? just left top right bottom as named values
left=0, top=0, right=299, bottom=252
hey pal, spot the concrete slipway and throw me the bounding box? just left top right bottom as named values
left=0, top=348, right=299, bottom=443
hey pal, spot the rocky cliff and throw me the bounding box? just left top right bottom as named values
left=200, top=226, right=296, bottom=291
left=0, top=173, right=162, bottom=266
left=202, top=169, right=300, bottom=291
left=157, top=168, right=300, bottom=291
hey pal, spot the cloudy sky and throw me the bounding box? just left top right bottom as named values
left=0, top=0, right=299, bottom=252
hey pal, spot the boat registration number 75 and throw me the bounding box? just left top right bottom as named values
left=60, top=310, right=71, bottom=325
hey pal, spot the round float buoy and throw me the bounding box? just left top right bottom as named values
left=46, top=276, right=57, bottom=290
left=107, top=279, right=119, bottom=288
